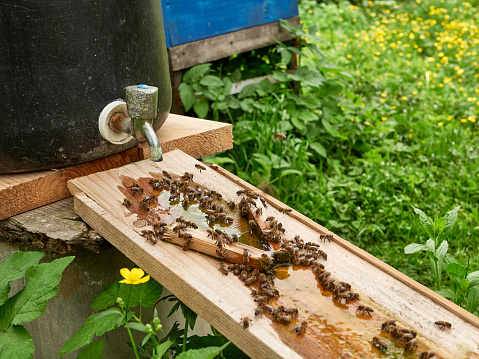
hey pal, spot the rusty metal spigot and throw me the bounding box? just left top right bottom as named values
left=124, top=84, right=163, bottom=162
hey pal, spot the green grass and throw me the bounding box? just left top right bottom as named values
left=186, top=0, right=479, bottom=293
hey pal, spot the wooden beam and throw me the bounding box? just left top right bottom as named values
left=68, top=150, right=479, bottom=359
left=168, top=17, right=300, bottom=71
left=0, top=115, right=232, bottom=220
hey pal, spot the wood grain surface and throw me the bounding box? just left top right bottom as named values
left=68, top=150, right=479, bottom=359
left=168, top=17, right=300, bottom=71
left=0, top=115, right=232, bottom=220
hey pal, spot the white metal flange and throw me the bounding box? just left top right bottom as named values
left=98, top=100, right=133, bottom=144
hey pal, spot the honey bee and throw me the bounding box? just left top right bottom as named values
left=216, top=248, right=227, bottom=259
left=274, top=133, right=287, bottom=142
left=139, top=202, right=149, bottom=211
left=275, top=314, right=291, bottom=324
left=434, top=321, right=451, bottom=331
left=254, top=296, right=269, bottom=303
left=195, top=163, right=207, bottom=172
left=278, top=207, right=292, bottom=215
left=122, top=198, right=131, bottom=207
left=141, top=230, right=156, bottom=244
left=182, top=239, right=191, bottom=251
left=162, top=170, right=172, bottom=179
left=181, top=172, right=193, bottom=181
left=293, top=321, right=307, bottom=335
left=255, top=208, right=263, bottom=216
left=381, top=320, right=396, bottom=333
left=404, top=339, right=418, bottom=351
left=243, top=249, right=250, bottom=264
left=419, top=351, right=435, bottom=359
left=249, top=220, right=258, bottom=229
left=245, top=276, right=257, bottom=286
left=283, top=307, right=298, bottom=316
left=372, top=336, right=387, bottom=350
left=357, top=305, right=374, bottom=315
left=169, top=193, right=180, bottom=201
left=178, top=233, right=192, bottom=240
left=219, top=264, right=229, bottom=275
left=129, top=183, right=143, bottom=195
left=142, top=195, right=155, bottom=204
left=240, top=316, right=252, bottom=329
left=265, top=216, right=275, bottom=222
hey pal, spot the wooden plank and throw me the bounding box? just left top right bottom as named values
left=0, top=115, right=232, bottom=220
left=68, top=150, right=479, bottom=359
left=161, top=0, right=298, bottom=48
left=168, top=17, right=300, bottom=71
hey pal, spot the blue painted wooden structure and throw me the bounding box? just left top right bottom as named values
left=161, top=0, right=299, bottom=48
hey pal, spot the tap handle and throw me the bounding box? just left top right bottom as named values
left=124, top=84, right=158, bottom=120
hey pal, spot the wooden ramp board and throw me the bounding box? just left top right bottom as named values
left=0, top=114, right=232, bottom=220
left=68, top=150, right=479, bottom=359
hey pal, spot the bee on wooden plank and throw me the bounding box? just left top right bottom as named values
left=404, top=338, right=418, bottom=351
left=141, top=230, right=156, bottom=244
left=182, top=172, right=193, bottom=181
left=372, top=336, right=387, bottom=350
left=434, top=321, right=451, bottom=331
left=275, top=313, right=291, bottom=325
left=245, top=276, right=257, bottom=286
left=228, top=200, right=236, bottom=209
left=255, top=208, right=262, bottom=216
left=178, top=233, right=192, bottom=240
left=249, top=219, right=258, bottom=229
left=182, top=239, right=191, bottom=251
left=162, top=170, right=172, bottom=179
left=381, top=320, right=396, bottom=333
left=419, top=351, right=435, bottom=359
left=142, top=195, right=155, bottom=204
left=259, top=197, right=267, bottom=207
left=195, top=163, right=207, bottom=172
left=139, top=202, right=149, bottom=211
left=278, top=207, right=292, bottom=215
left=129, top=183, right=143, bottom=195
left=122, top=198, right=131, bottom=207
left=219, top=264, right=229, bottom=275
left=240, top=316, right=252, bottom=330
left=357, top=305, right=374, bottom=316
left=243, top=249, right=250, bottom=264
left=293, top=321, right=307, bottom=335
left=216, top=248, right=227, bottom=259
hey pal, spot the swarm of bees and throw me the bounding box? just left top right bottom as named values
left=381, top=320, right=419, bottom=352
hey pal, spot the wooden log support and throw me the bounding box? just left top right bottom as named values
left=0, top=115, right=232, bottom=220
left=68, top=150, right=479, bottom=359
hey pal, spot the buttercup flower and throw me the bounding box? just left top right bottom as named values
left=119, top=268, right=150, bottom=284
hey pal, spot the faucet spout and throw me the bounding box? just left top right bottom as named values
left=135, top=119, right=163, bottom=161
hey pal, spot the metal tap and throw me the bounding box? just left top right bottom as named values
left=124, top=85, right=163, bottom=161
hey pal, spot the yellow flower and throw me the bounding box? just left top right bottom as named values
left=412, top=91, right=418, bottom=95
left=401, top=96, right=408, bottom=101
left=461, top=119, right=467, bottom=123
left=380, top=98, right=386, bottom=103
left=119, top=268, right=150, bottom=285
left=392, top=105, right=397, bottom=109
left=418, top=81, right=424, bottom=86
left=409, top=133, right=413, bottom=138
left=447, top=115, right=453, bottom=121
left=468, top=116, right=476, bottom=122
left=347, top=54, right=352, bottom=59
left=365, top=121, right=371, bottom=126
left=438, top=122, right=444, bottom=127
left=381, top=117, right=387, bottom=121
left=381, top=93, right=387, bottom=97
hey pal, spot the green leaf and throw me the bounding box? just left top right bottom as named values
left=322, top=118, right=342, bottom=138
left=435, top=290, right=460, bottom=300
left=0, top=325, right=34, bottom=359
left=299, top=111, right=318, bottom=122
left=124, top=322, right=147, bottom=333
left=0, top=256, right=74, bottom=331
left=178, top=83, right=195, bottom=112
left=440, top=206, right=461, bottom=240
left=433, top=217, right=447, bottom=238
left=460, top=278, right=469, bottom=294
left=94, top=308, right=123, bottom=321
left=404, top=243, right=427, bottom=254
left=193, top=100, right=209, bottom=118
left=446, top=263, right=467, bottom=279
left=437, top=240, right=449, bottom=261
left=199, top=75, right=224, bottom=87
left=152, top=340, right=174, bottom=359
left=59, top=313, right=119, bottom=357
left=412, top=206, right=434, bottom=239
left=91, top=277, right=163, bottom=310
left=309, top=142, right=327, bottom=158
left=425, top=239, right=435, bottom=252
left=76, top=339, right=105, bottom=359
left=467, top=286, right=479, bottom=313
left=0, top=251, right=44, bottom=307
left=466, top=271, right=479, bottom=288
left=175, top=341, right=231, bottom=359
left=182, top=64, right=211, bottom=83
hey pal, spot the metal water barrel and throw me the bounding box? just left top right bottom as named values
left=0, top=0, right=172, bottom=173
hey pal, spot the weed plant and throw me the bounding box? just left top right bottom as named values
left=180, top=0, right=479, bottom=310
